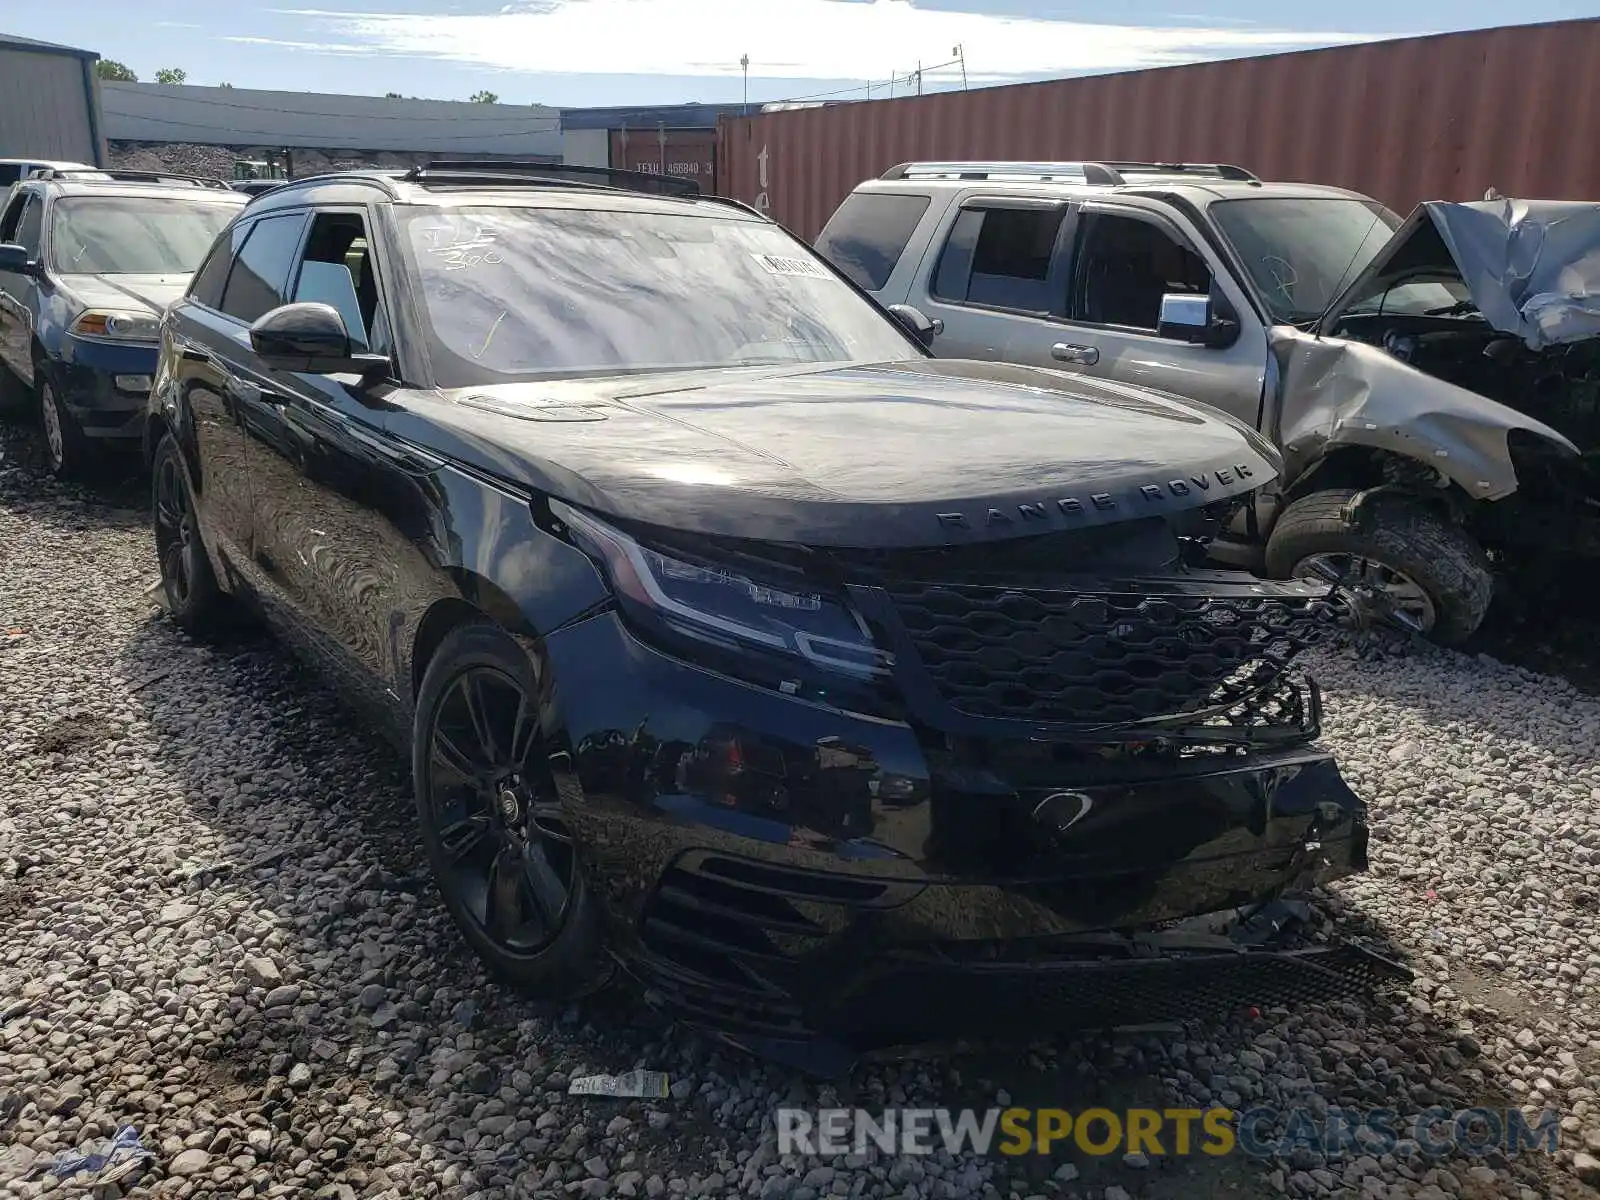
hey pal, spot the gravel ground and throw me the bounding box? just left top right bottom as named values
left=2, top=424, right=1600, bottom=1200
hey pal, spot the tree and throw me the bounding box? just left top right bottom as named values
left=385, top=92, right=404, bottom=99
left=219, top=82, right=233, bottom=89
left=468, top=90, right=499, bottom=104
left=154, top=67, right=187, bottom=85
left=96, top=60, right=137, bottom=82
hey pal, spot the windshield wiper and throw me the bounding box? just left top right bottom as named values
left=1424, top=299, right=1479, bottom=317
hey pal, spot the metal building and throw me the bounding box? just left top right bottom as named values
left=0, top=33, right=105, bottom=166
left=101, top=83, right=561, bottom=158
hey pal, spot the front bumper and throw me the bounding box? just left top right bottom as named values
left=52, top=337, right=157, bottom=441
left=544, top=609, right=1381, bottom=1051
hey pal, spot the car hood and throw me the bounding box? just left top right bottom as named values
left=394, top=359, right=1278, bottom=548
left=58, top=273, right=190, bottom=316
left=1321, top=198, right=1600, bottom=350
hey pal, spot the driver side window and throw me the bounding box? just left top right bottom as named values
left=1071, top=212, right=1209, bottom=332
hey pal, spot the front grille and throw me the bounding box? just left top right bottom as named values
left=883, top=577, right=1339, bottom=729
left=833, top=943, right=1408, bottom=1041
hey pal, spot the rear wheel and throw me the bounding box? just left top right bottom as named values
left=413, top=621, right=607, bottom=998
left=1264, top=487, right=1493, bottom=645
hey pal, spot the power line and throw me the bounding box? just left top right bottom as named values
left=765, top=56, right=964, bottom=106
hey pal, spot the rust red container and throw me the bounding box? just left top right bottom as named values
left=717, top=19, right=1600, bottom=241
left=611, top=127, right=717, bottom=192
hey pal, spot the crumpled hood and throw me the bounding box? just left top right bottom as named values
left=58, top=273, right=190, bottom=316
left=392, top=358, right=1279, bottom=548
left=1325, top=198, right=1600, bottom=350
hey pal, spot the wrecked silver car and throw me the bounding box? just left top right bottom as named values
left=822, top=164, right=1597, bottom=643
left=1280, top=198, right=1598, bottom=633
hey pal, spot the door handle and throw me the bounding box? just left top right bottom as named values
left=1052, top=342, right=1100, bottom=365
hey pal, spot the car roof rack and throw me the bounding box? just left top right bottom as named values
left=27, top=167, right=235, bottom=189
left=405, top=159, right=701, bottom=198
left=880, top=160, right=1261, bottom=186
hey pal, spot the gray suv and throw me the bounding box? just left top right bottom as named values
left=817, top=160, right=1596, bottom=643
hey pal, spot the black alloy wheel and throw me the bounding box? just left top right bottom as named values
left=426, top=664, right=576, bottom=952
left=413, top=622, right=606, bottom=997
left=154, top=450, right=198, bottom=612
left=152, top=433, right=225, bottom=632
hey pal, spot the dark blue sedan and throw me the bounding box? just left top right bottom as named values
left=0, top=169, right=244, bottom=477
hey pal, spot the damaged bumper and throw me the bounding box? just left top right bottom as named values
left=545, top=598, right=1380, bottom=1052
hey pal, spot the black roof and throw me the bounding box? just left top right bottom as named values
left=0, top=32, right=98, bottom=60
left=242, top=161, right=765, bottom=220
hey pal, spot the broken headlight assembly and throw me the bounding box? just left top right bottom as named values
left=550, top=499, right=893, bottom=682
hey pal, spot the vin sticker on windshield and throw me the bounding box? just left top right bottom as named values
left=752, top=253, right=832, bottom=280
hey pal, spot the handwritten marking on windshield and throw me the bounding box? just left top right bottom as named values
left=419, top=222, right=504, bottom=271
left=473, top=311, right=506, bottom=360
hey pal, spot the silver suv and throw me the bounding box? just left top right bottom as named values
left=817, top=160, right=1595, bottom=644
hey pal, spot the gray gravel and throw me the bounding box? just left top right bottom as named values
left=2, top=426, right=1599, bottom=1200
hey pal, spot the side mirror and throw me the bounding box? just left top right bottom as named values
left=887, top=303, right=942, bottom=349
left=249, top=302, right=388, bottom=378
left=1157, top=292, right=1240, bottom=350
left=0, top=243, right=41, bottom=277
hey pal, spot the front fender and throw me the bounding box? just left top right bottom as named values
left=394, top=462, right=613, bottom=707
left=1267, top=326, right=1578, bottom=501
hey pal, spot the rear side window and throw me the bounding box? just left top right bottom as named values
left=219, top=212, right=307, bottom=324
left=932, top=204, right=1068, bottom=313
left=815, top=191, right=930, bottom=290
left=0, top=166, right=20, bottom=187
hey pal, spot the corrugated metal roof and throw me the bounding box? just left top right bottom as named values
left=717, top=18, right=1600, bottom=242
left=102, top=82, right=562, bottom=155
left=0, top=32, right=97, bottom=59
left=560, top=103, right=747, bottom=131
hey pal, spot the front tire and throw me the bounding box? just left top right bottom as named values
left=152, top=433, right=227, bottom=634
left=1264, top=487, right=1493, bottom=645
left=412, top=621, right=607, bottom=999
left=39, top=377, right=92, bottom=479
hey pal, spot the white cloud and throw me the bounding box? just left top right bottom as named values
left=277, top=0, right=1389, bottom=81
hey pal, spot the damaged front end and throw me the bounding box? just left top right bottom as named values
left=1275, top=197, right=1600, bottom=555
left=548, top=504, right=1401, bottom=1060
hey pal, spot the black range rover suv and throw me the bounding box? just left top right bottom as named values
left=147, top=162, right=1385, bottom=1060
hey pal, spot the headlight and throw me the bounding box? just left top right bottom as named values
left=551, top=499, right=891, bottom=681
left=70, top=310, right=161, bottom=343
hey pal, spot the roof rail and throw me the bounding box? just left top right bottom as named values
left=880, top=160, right=1261, bottom=186
left=406, top=159, right=701, bottom=198
left=28, top=167, right=234, bottom=189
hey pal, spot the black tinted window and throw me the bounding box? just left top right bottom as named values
left=220, top=212, right=306, bottom=324
left=0, top=166, right=20, bottom=187
left=1074, top=213, right=1209, bottom=331
left=932, top=205, right=1066, bottom=312
left=16, top=197, right=44, bottom=256
left=815, top=192, right=930, bottom=290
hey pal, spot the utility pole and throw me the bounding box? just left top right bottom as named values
left=953, top=44, right=967, bottom=89
left=740, top=54, right=749, bottom=115
left=915, top=60, right=922, bottom=96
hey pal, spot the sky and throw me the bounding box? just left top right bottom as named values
left=7, top=1, right=1597, bottom=107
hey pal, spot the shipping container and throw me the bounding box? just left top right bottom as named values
left=611, top=127, right=717, bottom=191
left=717, top=18, right=1600, bottom=241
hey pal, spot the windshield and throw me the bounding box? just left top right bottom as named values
left=1210, top=197, right=1401, bottom=324
left=399, top=205, right=919, bottom=387
left=49, top=197, right=240, bottom=275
